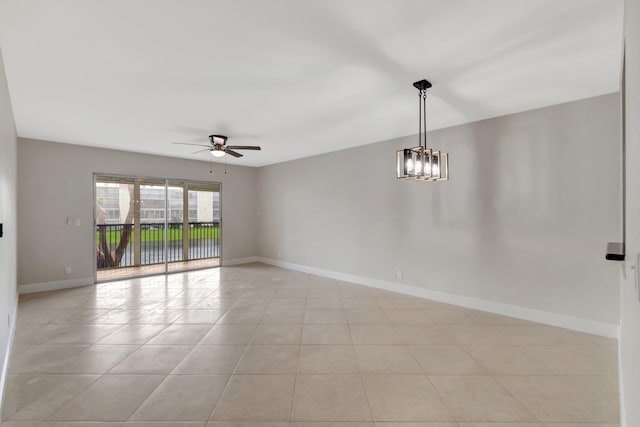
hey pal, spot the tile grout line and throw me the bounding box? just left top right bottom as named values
left=349, top=320, right=376, bottom=424
left=490, top=374, right=544, bottom=423
left=205, top=319, right=259, bottom=422
left=288, top=293, right=309, bottom=423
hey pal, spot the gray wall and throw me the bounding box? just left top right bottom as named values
left=258, top=93, right=621, bottom=325
left=620, top=0, right=640, bottom=424
left=0, top=48, right=18, bottom=415
left=17, top=139, right=259, bottom=286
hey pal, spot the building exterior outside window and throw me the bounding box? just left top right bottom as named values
left=96, top=183, right=220, bottom=224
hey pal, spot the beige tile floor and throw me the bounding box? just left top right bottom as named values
left=1, top=263, right=620, bottom=427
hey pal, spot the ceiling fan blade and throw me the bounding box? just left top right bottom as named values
left=172, top=142, right=211, bottom=148
left=191, top=148, right=211, bottom=154
left=225, top=149, right=244, bottom=158
left=226, top=145, right=261, bottom=150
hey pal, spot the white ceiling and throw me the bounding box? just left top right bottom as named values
left=0, top=0, right=624, bottom=167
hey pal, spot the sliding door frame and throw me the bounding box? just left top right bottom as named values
left=93, top=172, right=223, bottom=283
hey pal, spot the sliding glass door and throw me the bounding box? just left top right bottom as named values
left=95, top=175, right=221, bottom=282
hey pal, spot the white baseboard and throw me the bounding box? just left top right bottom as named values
left=258, top=257, right=620, bottom=339
left=0, top=294, right=19, bottom=423
left=222, top=256, right=260, bottom=267
left=19, top=277, right=94, bottom=294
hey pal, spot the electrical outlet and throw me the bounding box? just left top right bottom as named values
left=396, top=270, right=403, bottom=280
left=65, top=266, right=72, bottom=275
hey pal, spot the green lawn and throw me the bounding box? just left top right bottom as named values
left=97, top=225, right=220, bottom=244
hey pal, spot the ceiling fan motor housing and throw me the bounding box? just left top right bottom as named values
left=210, top=134, right=228, bottom=145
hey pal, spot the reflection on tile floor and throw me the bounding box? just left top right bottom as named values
left=96, top=257, right=220, bottom=282
left=2, top=263, right=620, bottom=426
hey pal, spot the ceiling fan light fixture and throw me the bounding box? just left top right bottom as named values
left=211, top=148, right=226, bottom=157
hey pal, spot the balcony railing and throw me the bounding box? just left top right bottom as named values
left=96, top=221, right=220, bottom=269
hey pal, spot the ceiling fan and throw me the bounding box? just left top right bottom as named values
left=173, top=134, right=261, bottom=158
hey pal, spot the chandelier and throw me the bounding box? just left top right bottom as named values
left=396, top=79, right=449, bottom=181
